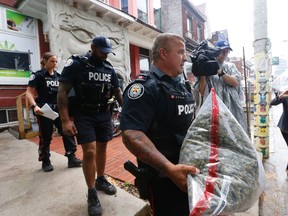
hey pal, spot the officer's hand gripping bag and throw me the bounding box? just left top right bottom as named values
left=179, top=88, right=265, bottom=216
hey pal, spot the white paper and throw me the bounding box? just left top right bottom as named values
left=40, top=103, right=59, bottom=120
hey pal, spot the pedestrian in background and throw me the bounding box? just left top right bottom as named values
left=198, top=40, right=248, bottom=133
left=120, top=33, right=200, bottom=216
left=57, top=36, right=122, bottom=216
left=26, top=52, right=82, bottom=172
left=270, top=89, right=288, bottom=172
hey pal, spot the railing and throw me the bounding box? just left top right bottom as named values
left=15, top=92, right=38, bottom=139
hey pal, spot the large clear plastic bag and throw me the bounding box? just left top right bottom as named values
left=179, top=88, right=265, bottom=216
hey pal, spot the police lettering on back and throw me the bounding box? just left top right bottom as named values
left=88, top=72, right=111, bottom=82
left=178, top=104, right=195, bottom=115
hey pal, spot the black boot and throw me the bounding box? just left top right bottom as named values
left=42, top=159, right=54, bottom=172
left=68, top=154, right=82, bottom=168
left=96, top=176, right=117, bottom=195
left=88, top=188, right=103, bottom=216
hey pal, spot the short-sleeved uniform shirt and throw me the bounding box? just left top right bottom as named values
left=120, top=65, right=194, bottom=163
left=28, top=69, right=60, bottom=106
left=59, top=53, right=120, bottom=143
left=59, top=53, right=120, bottom=118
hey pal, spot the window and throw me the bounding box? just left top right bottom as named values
left=138, top=0, right=148, bottom=23
left=197, top=24, right=202, bottom=43
left=0, top=109, right=18, bottom=124
left=187, top=17, right=192, bottom=33
left=140, top=56, right=150, bottom=73
left=186, top=17, right=193, bottom=38
left=8, top=110, right=18, bottom=122
left=0, top=110, right=7, bottom=124
left=139, top=47, right=150, bottom=73
left=121, top=0, right=128, bottom=13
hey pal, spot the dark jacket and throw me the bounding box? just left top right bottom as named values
left=270, top=96, right=288, bottom=133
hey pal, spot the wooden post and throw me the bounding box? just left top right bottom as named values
left=16, top=92, right=25, bottom=139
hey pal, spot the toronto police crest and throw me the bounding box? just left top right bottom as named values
left=128, top=83, right=144, bottom=100
left=29, top=74, right=35, bottom=81
left=64, top=58, right=73, bottom=67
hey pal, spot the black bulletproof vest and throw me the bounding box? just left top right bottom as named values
left=73, top=56, right=114, bottom=105
left=35, top=70, right=59, bottom=105
left=146, top=72, right=195, bottom=164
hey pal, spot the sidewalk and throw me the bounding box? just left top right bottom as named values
left=259, top=105, right=288, bottom=215
left=0, top=131, right=150, bottom=216
left=3, top=105, right=287, bottom=215
left=1, top=132, right=259, bottom=216
left=28, top=134, right=137, bottom=185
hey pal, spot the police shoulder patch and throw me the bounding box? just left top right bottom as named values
left=128, top=83, right=144, bottom=100
left=29, top=74, right=35, bottom=81
left=64, top=58, right=73, bottom=67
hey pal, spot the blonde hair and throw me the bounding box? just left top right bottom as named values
left=152, top=33, right=185, bottom=61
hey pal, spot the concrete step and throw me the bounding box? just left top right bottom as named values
left=0, top=131, right=150, bottom=216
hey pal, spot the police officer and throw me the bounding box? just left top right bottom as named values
left=57, top=36, right=123, bottom=216
left=120, top=33, right=200, bottom=216
left=26, top=52, right=82, bottom=172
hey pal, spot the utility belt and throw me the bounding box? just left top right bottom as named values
left=81, top=103, right=111, bottom=114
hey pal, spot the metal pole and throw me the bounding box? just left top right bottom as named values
left=253, top=0, right=271, bottom=158
left=243, top=47, right=251, bottom=137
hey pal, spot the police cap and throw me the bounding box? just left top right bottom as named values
left=92, top=36, right=115, bottom=55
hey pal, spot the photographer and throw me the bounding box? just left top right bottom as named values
left=195, top=40, right=248, bottom=133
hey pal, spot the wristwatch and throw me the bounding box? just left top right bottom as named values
left=31, top=104, right=37, bottom=110
left=218, top=70, right=226, bottom=77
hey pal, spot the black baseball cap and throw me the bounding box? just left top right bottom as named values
left=92, top=36, right=115, bottom=55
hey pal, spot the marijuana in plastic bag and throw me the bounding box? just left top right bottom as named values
left=179, top=88, right=265, bottom=216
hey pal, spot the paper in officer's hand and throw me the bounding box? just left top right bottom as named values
left=40, top=103, right=59, bottom=120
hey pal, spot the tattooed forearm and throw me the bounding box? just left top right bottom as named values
left=122, top=130, right=172, bottom=173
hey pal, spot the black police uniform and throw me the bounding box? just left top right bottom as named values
left=59, top=52, right=120, bottom=144
left=120, top=65, right=195, bottom=216
left=28, top=69, right=77, bottom=161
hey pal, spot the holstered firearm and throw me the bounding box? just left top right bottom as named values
left=124, top=160, right=152, bottom=200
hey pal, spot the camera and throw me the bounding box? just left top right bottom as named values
left=190, top=40, right=220, bottom=77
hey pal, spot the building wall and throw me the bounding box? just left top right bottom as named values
left=106, top=0, right=157, bottom=80
left=161, top=0, right=205, bottom=52
left=183, top=1, right=205, bottom=45
left=148, top=0, right=155, bottom=25
left=46, top=0, right=131, bottom=84
left=109, top=0, right=120, bottom=8
left=161, top=0, right=183, bottom=35
left=0, top=4, right=41, bottom=123
left=0, top=0, right=160, bottom=128
left=37, top=20, right=50, bottom=57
